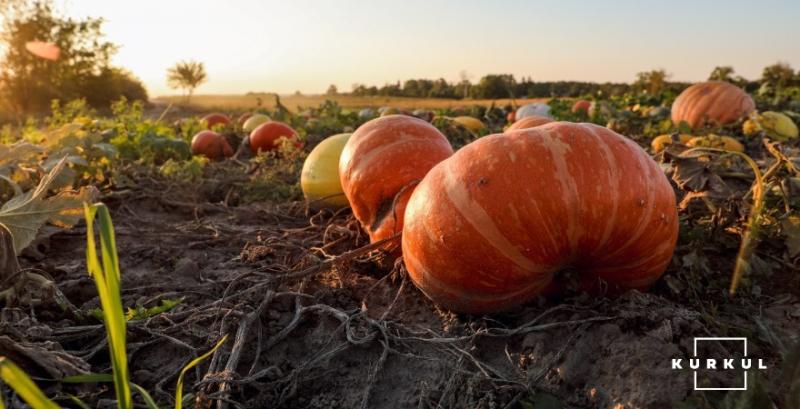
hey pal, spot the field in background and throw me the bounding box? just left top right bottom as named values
left=153, top=93, right=549, bottom=112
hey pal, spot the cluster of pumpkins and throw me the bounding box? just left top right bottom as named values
left=193, top=80, right=798, bottom=314
left=650, top=81, right=798, bottom=153
left=302, top=108, right=677, bottom=314
left=190, top=113, right=301, bottom=160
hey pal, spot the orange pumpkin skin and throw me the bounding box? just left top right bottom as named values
left=671, top=81, right=755, bottom=128
left=340, top=115, right=453, bottom=243
left=249, top=121, right=299, bottom=153
left=191, top=131, right=233, bottom=160
left=202, top=113, right=231, bottom=129
left=402, top=122, right=679, bottom=314
left=572, top=100, right=591, bottom=114
left=506, top=115, right=553, bottom=131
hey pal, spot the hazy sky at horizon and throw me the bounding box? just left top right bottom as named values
left=52, top=0, right=800, bottom=96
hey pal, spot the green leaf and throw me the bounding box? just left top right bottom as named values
left=84, top=203, right=131, bottom=409
left=0, top=157, right=98, bottom=254
left=175, top=335, right=228, bottom=409
left=0, top=142, right=44, bottom=168
left=0, top=357, right=60, bottom=409
left=125, top=298, right=183, bottom=321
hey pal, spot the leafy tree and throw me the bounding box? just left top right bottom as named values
left=634, top=69, right=669, bottom=95
left=0, top=0, right=147, bottom=116
left=326, top=84, right=338, bottom=95
left=166, top=60, right=207, bottom=103
left=709, top=66, right=735, bottom=82
left=471, top=74, right=516, bottom=99
left=761, top=62, right=796, bottom=87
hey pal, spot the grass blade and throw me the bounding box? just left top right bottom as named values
left=175, top=335, right=228, bottom=409
left=132, top=383, right=161, bottom=409
left=68, top=394, right=92, bottom=409
left=84, top=203, right=131, bottom=409
left=0, top=357, right=60, bottom=409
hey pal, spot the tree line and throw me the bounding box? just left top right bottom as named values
left=342, top=64, right=800, bottom=100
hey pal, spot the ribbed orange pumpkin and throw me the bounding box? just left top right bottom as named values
left=507, top=115, right=553, bottom=131
left=340, top=115, right=453, bottom=243
left=571, top=100, right=591, bottom=114
left=671, top=81, right=755, bottom=128
left=403, top=122, right=679, bottom=313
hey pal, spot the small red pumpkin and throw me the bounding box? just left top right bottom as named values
left=339, top=115, right=453, bottom=243
left=249, top=121, right=299, bottom=153
left=403, top=122, right=679, bottom=313
left=671, top=81, right=755, bottom=128
left=506, top=115, right=553, bottom=131
left=191, top=131, right=233, bottom=160
left=571, top=100, right=591, bottom=114
left=506, top=111, right=516, bottom=123
left=202, top=113, right=231, bottom=129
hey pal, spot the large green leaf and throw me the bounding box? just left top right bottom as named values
left=0, top=157, right=97, bottom=254
left=0, top=142, right=44, bottom=169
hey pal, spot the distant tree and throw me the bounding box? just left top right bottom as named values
left=471, top=74, right=516, bottom=99
left=0, top=0, right=147, bottom=115
left=166, top=60, right=207, bottom=103
left=326, top=84, right=338, bottom=96
left=708, top=66, right=735, bottom=82
left=761, top=62, right=796, bottom=87
left=634, top=69, right=669, bottom=94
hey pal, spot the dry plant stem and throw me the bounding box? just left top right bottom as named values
left=680, top=147, right=765, bottom=295
left=359, top=338, right=390, bottom=409
left=215, top=290, right=276, bottom=409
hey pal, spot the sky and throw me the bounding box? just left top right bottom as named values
left=49, top=0, right=800, bottom=96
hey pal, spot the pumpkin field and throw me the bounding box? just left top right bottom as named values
left=1, top=1, right=800, bottom=407
left=0, top=77, right=799, bottom=409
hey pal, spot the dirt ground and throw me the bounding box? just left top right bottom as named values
left=7, top=173, right=800, bottom=409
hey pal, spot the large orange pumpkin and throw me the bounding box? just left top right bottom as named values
left=671, top=81, right=755, bottom=128
left=403, top=122, right=679, bottom=313
left=506, top=115, right=553, bottom=131
left=191, top=131, right=233, bottom=160
left=340, top=115, right=453, bottom=243
left=249, top=121, right=299, bottom=153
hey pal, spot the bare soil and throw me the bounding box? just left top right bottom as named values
left=7, top=175, right=800, bottom=409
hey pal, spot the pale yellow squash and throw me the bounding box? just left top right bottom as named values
left=301, top=133, right=351, bottom=207
left=686, top=135, right=745, bottom=152
left=452, top=116, right=485, bottom=133
left=242, top=114, right=271, bottom=134
left=651, top=134, right=693, bottom=153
